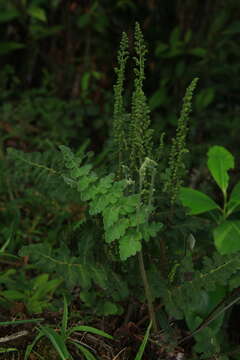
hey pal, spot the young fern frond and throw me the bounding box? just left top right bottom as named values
left=164, top=77, right=199, bottom=203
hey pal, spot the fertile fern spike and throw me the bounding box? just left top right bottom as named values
left=113, top=31, right=129, bottom=176
left=164, top=77, right=199, bottom=203
left=129, top=22, right=153, bottom=176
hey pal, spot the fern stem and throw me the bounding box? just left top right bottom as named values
left=137, top=250, right=158, bottom=332
left=137, top=158, right=158, bottom=332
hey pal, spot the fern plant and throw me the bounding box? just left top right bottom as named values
left=7, top=23, right=199, bottom=337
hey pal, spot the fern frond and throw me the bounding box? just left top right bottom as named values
left=164, top=251, right=240, bottom=319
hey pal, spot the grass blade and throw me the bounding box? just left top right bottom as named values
left=70, top=340, right=97, bottom=360
left=0, top=318, right=44, bottom=326
left=24, top=332, right=44, bottom=360
left=0, top=347, right=18, bottom=353
left=39, top=325, right=72, bottom=360
left=61, top=296, right=68, bottom=338
left=134, top=321, right=152, bottom=360
left=67, top=325, right=113, bottom=340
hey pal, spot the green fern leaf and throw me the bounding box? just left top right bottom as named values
left=128, top=208, right=148, bottom=227
left=77, top=175, right=95, bottom=192
left=70, top=164, right=92, bottom=178
left=105, top=218, right=129, bottom=243
left=119, top=194, right=140, bottom=214
left=119, top=229, right=142, bottom=260
left=140, top=221, right=163, bottom=241
left=95, top=174, right=115, bottom=194
left=102, top=205, right=121, bottom=229
left=59, top=145, right=80, bottom=169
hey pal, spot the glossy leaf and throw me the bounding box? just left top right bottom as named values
left=179, top=187, right=219, bottom=215
left=227, top=181, right=240, bottom=214
left=214, top=220, right=240, bottom=254
left=207, top=146, right=234, bottom=194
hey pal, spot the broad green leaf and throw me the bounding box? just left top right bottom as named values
left=32, top=278, right=61, bottom=299
left=119, top=230, right=142, bottom=260
left=207, top=146, right=234, bottom=194
left=135, top=321, right=152, bottom=360
left=179, top=187, right=219, bottom=215
left=39, top=326, right=71, bottom=360
left=27, top=6, right=47, bottom=22
left=1, top=290, right=24, bottom=301
left=67, top=325, right=113, bottom=339
left=227, top=181, right=240, bottom=214
left=214, top=220, right=240, bottom=254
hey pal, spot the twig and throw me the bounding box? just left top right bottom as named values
left=112, top=347, right=128, bottom=360
left=69, top=337, right=97, bottom=353
left=0, top=330, right=28, bottom=343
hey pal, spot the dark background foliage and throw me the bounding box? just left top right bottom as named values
left=1, top=0, right=240, bottom=159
